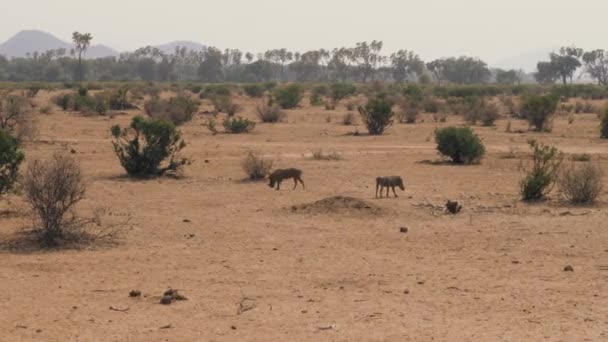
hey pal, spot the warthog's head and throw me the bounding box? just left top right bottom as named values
left=268, top=175, right=275, bottom=188
left=397, top=177, right=405, bottom=191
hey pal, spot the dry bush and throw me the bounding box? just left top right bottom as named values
left=342, top=112, right=356, bottom=125
left=23, top=154, right=87, bottom=246
left=145, top=95, right=200, bottom=125
left=256, top=101, right=285, bottom=123
left=559, top=161, right=603, bottom=204
left=211, top=95, right=240, bottom=116
left=242, top=150, right=274, bottom=180
left=345, top=101, right=356, bottom=111
left=397, top=97, right=420, bottom=124
left=310, top=149, right=342, bottom=161
left=0, top=95, right=38, bottom=142
left=324, top=101, right=336, bottom=110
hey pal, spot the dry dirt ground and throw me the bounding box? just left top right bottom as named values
left=1, top=92, right=608, bottom=341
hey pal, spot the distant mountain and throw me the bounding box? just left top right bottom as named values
left=154, top=41, right=206, bottom=54
left=0, top=30, right=120, bottom=58
left=0, top=30, right=208, bottom=59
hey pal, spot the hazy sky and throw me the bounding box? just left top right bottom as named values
left=1, top=0, right=607, bottom=64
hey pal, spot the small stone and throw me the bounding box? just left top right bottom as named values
left=400, top=227, right=408, bottom=234
left=403, top=290, right=410, bottom=294
left=231, top=325, right=237, bottom=330
left=564, top=265, right=574, bottom=272
left=204, top=160, right=210, bottom=163
left=70, top=149, right=77, bottom=154
left=129, top=290, right=141, bottom=298
left=160, top=295, right=173, bottom=305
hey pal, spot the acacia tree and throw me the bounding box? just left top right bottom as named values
left=328, top=48, right=352, bottom=82
left=351, top=41, right=385, bottom=83
left=582, top=49, right=608, bottom=85
left=390, top=50, right=424, bottom=83
left=198, top=47, right=223, bottom=82
left=549, top=47, right=583, bottom=84
left=495, top=69, right=520, bottom=84
left=72, top=31, right=93, bottom=82
left=426, top=59, right=447, bottom=85
left=535, top=61, right=558, bottom=84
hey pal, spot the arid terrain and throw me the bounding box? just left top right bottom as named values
left=1, top=90, right=608, bottom=342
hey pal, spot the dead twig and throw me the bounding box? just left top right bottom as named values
left=109, top=306, right=130, bottom=313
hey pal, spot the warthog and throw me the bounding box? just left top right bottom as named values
left=269, top=168, right=305, bottom=190
left=376, top=176, right=405, bottom=198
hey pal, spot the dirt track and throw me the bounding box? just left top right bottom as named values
left=1, top=93, right=607, bottom=341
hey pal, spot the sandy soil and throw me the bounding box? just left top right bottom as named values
left=1, top=92, right=607, bottom=341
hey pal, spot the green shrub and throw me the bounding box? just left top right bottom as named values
left=0, top=129, right=24, bottom=196
left=358, top=96, right=394, bottom=135
left=78, top=87, right=88, bottom=97
left=202, top=85, right=231, bottom=98
left=520, top=140, right=563, bottom=201
left=330, top=83, right=357, bottom=103
left=435, top=127, right=485, bottom=164
left=559, top=161, right=603, bottom=204
left=189, top=85, right=202, bottom=94
left=111, top=116, right=189, bottom=177
left=243, top=84, right=265, bottom=98
left=274, top=85, right=303, bottom=109
left=223, top=117, right=256, bottom=133
left=310, top=85, right=327, bottom=106
left=480, top=102, right=500, bottom=126
left=520, top=95, right=558, bottom=132
left=600, top=107, right=608, bottom=139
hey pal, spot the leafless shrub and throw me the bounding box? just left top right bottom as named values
left=559, top=161, right=603, bottom=204
left=23, top=154, right=88, bottom=247
left=346, top=101, right=356, bottom=111
left=310, top=149, right=342, bottom=161
left=0, top=95, right=37, bottom=143
left=256, top=102, right=285, bottom=123
left=342, top=112, right=356, bottom=125
left=211, top=95, right=240, bottom=116
left=242, top=150, right=274, bottom=180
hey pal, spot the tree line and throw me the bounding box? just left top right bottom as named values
left=1, top=32, right=606, bottom=85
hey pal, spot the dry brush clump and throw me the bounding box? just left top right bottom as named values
left=210, top=95, right=240, bottom=116
left=22, top=154, right=86, bottom=246
left=559, top=161, right=604, bottom=204
left=310, top=149, right=342, bottom=161
left=0, top=94, right=38, bottom=142
left=256, top=97, right=285, bottom=123
left=144, top=95, right=200, bottom=125
left=242, top=150, right=274, bottom=180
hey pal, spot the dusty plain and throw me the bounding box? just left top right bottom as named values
left=1, top=91, right=607, bottom=341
